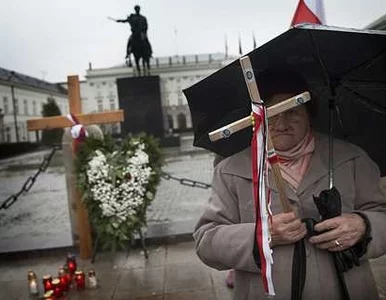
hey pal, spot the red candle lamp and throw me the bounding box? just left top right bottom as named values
left=63, top=264, right=73, bottom=285
left=43, top=290, right=55, bottom=299
left=66, top=253, right=77, bottom=275
left=74, top=271, right=86, bottom=290
left=42, top=275, right=53, bottom=293
left=52, top=278, right=63, bottom=298
left=58, top=267, right=69, bottom=291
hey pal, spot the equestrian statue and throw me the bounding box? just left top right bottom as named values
left=114, top=5, right=153, bottom=76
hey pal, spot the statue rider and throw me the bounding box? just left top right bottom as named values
left=116, top=5, right=152, bottom=60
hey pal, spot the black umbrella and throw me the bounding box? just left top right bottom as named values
left=184, top=24, right=386, bottom=300
left=183, top=24, right=386, bottom=176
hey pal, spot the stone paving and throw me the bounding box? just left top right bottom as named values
left=0, top=241, right=233, bottom=300
left=0, top=149, right=386, bottom=299
left=0, top=149, right=214, bottom=253
left=0, top=241, right=385, bottom=300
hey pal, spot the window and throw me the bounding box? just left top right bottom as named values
left=3, top=97, right=8, bottom=114
left=24, top=99, right=28, bottom=115
left=97, top=100, right=103, bottom=112
left=178, top=91, right=184, bottom=106
left=96, top=93, right=103, bottom=112
left=177, top=113, right=187, bottom=130
left=167, top=115, right=173, bottom=130
left=110, top=99, right=116, bottom=110
left=14, top=98, right=19, bottom=114
left=6, top=127, right=11, bottom=143
left=112, top=124, right=118, bottom=134
left=32, top=100, right=37, bottom=115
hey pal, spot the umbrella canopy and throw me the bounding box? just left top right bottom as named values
left=183, top=24, right=386, bottom=175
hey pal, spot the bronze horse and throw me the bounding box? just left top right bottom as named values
left=126, top=32, right=152, bottom=76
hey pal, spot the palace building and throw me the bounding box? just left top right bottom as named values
left=0, top=68, right=68, bottom=143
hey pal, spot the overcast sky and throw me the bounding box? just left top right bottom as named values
left=0, top=0, right=385, bottom=82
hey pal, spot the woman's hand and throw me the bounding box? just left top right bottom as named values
left=308, top=213, right=366, bottom=252
left=270, top=212, right=307, bottom=247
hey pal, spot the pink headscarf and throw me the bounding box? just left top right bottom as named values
left=274, top=129, right=315, bottom=191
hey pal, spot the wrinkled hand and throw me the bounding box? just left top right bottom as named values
left=270, top=212, right=307, bottom=247
left=309, top=213, right=366, bottom=252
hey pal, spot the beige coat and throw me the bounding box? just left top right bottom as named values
left=194, top=133, right=386, bottom=300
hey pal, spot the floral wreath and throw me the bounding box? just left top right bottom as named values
left=75, top=134, right=162, bottom=249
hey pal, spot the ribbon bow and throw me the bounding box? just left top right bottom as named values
left=66, top=114, right=88, bottom=152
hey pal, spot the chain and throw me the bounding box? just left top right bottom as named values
left=161, top=172, right=211, bottom=189
left=1, top=151, right=210, bottom=210
left=0, top=145, right=60, bottom=210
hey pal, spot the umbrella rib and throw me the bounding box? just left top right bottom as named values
left=308, top=30, right=335, bottom=189
left=341, top=86, right=386, bottom=116
left=341, top=79, right=386, bottom=89
left=335, top=49, right=386, bottom=81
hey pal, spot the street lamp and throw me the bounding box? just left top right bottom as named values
left=8, top=71, right=20, bottom=143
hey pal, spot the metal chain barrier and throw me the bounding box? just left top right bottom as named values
left=0, top=145, right=60, bottom=210
left=1, top=149, right=211, bottom=210
left=161, top=171, right=212, bottom=189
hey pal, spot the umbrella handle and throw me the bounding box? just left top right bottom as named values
left=240, top=56, right=293, bottom=213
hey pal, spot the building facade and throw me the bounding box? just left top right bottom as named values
left=0, top=68, right=68, bottom=143
left=75, top=53, right=233, bottom=135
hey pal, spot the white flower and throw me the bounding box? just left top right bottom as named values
left=85, top=142, right=155, bottom=224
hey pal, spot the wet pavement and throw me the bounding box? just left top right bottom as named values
left=0, top=240, right=385, bottom=300
left=0, top=149, right=385, bottom=299
left=0, top=149, right=214, bottom=253
left=0, top=241, right=234, bottom=300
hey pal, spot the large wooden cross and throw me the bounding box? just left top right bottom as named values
left=27, top=75, right=124, bottom=259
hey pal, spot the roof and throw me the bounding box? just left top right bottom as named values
left=365, top=13, right=386, bottom=30
left=0, top=67, right=68, bottom=95
left=110, top=52, right=232, bottom=68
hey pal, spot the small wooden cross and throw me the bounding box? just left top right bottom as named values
left=209, top=56, right=311, bottom=213
left=27, top=75, right=124, bottom=259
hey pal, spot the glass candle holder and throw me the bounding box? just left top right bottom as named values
left=88, top=269, right=98, bottom=289
left=43, top=290, right=55, bottom=299
left=27, top=270, right=39, bottom=295
left=66, top=253, right=77, bottom=275
left=74, top=271, right=86, bottom=290
left=58, top=267, right=69, bottom=291
left=63, top=264, right=73, bottom=286
left=42, top=275, right=53, bottom=293
left=52, top=278, right=63, bottom=298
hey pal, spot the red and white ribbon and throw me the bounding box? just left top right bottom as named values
left=291, top=0, right=325, bottom=26
left=251, top=102, right=275, bottom=296
left=66, top=114, right=88, bottom=152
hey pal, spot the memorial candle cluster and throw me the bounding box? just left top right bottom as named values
left=27, top=252, right=99, bottom=297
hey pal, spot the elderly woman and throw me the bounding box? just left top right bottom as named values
left=193, top=72, right=386, bottom=300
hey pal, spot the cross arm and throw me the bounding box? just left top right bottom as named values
left=27, top=110, right=124, bottom=131
left=208, top=92, right=310, bottom=142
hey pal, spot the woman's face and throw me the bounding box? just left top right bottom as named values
left=268, top=93, right=310, bottom=151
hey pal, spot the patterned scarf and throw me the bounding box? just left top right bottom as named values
left=275, top=128, right=315, bottom=191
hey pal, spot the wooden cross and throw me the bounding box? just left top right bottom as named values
left=27, top=75, right=124, bottom=259
left=209, top=56, right=311, bottom=213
